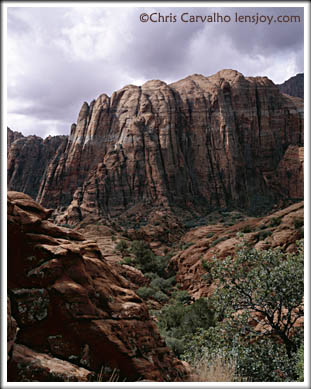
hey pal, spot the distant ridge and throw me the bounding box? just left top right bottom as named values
left=277, top=73, right=304, bottom=99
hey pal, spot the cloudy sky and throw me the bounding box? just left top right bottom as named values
left=6, top=5, right=304, bottom=138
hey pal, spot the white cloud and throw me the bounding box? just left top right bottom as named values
left=6, top=6, right=304, bottom=138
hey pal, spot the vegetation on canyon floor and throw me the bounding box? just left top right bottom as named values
left=116, top=237, right=304, bottom=382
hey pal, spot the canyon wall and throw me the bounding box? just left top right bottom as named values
left=8, top=70, right=304, bottom=223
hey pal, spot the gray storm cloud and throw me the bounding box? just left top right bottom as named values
left=7, top=6, right=304, bottom=138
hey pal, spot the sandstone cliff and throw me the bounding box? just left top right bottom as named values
left=7, top=191, right=188, bottom=382
left=277, top=73, right=304, bottom=99
left=7, top=129, right=67, bottom=201
left=8, top=70, right=304, bottom=223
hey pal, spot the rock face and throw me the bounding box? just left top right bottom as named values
left=7, top=129, right=67, bottom=201
left=7, top=191, right=188, bottom=382
left=7, top=128, right=23, bottom=151
left=171, top=201, right=304, bottom=299
left=277, top=73, right=304, bottom=99
left=8, top=70, right=304, bottom=223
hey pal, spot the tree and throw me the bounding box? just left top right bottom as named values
left=210, top=240, right=304, bottom=358
left=181, top=241, right=304, bottom=381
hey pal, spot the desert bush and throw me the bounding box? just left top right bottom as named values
left=201, top=259, right=210, bottom=271
left=165, top=337, right=185, bottom=357
left=115, top=239, right=128, bottom=255
left=150, top=276, right=167, bottom=291
left=172, top=290, right=191, bottom=304
left=129, top=240, right=167, bottom=276
left=201, top=273, right=212, bottom=283
left=120, top=256, right=133, bottom=265
left=181, top=241, right=194, bottom=250
left=154, top=298, right=215, bottom=358
left=206, top=232, right=215, bottom=238
left=143, top=272, right=158, bottom=280
left=269, top=217, right=282, bottom=227
left=295, top=344, right=304, bottom=381
left=256, top=229, right=272, bottom=240
left=182, top=242, right=304, bottom=381
left=293, top=217, right=303, bottom=229
left=210, top=241, right=304, bottom=357
left=188, top=354, right=239, bottom=382
left=241, top=225, right=252, bottom=233
left=136, top=287, right=154, bottom=299
left=210, top=236, right=229, bottom=247
left=153, top=290, right=169, bottom=303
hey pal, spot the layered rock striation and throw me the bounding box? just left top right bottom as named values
left=8, top=70, right=304, bottom=223
left=7, top=191, right=188, bottom=381
left=277, top=73, right=304, bottom=99
left=7, top=129, right=67, bottom=201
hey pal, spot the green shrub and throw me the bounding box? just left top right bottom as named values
left=294, top=218, right=303, bottom=229
left=173, top=290, right=191, bottom=304
left=201, top=273, right=212, bottom=283
left=206, top=232, right=215, bottom=239
left=129, top=241, right=167, bottom=276
left=154, top=298, right=216, bottom=358
left=163, top=275, right=177, bottom=289
left=241, top=225, right=251, bottom=233
left=181, top=241, right=194, bottom=250
left=115, top=239, right=128, bottom=255
left=136, top=287, right=154, bottom=299
left=295, top=344, right=304, bottom=381
left=150, top=276, right=167, bottom=291
left=211, top=236, right=229, bottom=247
left=201, top=259, right=210, bottom=271
left=165, top=337, right=185, bottom=357
left=182, top=327, right=297, bottom=382
left=120, top=257, right=134, bottom=265
left=257, top=230, right=272, bottom=241
left=182, top=242, right=304, bottom=381
left=269, top=217, right=282, bottom=227
left=144, top=272, right=158, bottom=280
left=153, top=290, right=169, bottom=303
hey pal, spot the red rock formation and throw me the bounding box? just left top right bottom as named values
left=7, top=191, right=188, bottom=382
left=8, top=70, right=304, bottom=223
left=272, top=145, right=304, bottom=200
left=277, top=73, right=304, bottom=99
left=7, top=128, right=23, bottom=151
left=171, top=201, right=304, bottom=299
left=7, top=129, right=67, bottom=201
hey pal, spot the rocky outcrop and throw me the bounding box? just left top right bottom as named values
left=8, top=70, right=304, bottom=223
left=277, top=73, right=304, bottom=98
left=7, top=128, right=23, bottom=151
left=7, top=191, right=188, bottom=382
left=270, top=145, right=304, bottom=200
left=7, top=129, right=67, bottom=200
left=8, top=345, right=94, bottom=382
left=7, top=298, right=18, bottom=361
left=171, top=201, right=304, bottom=299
